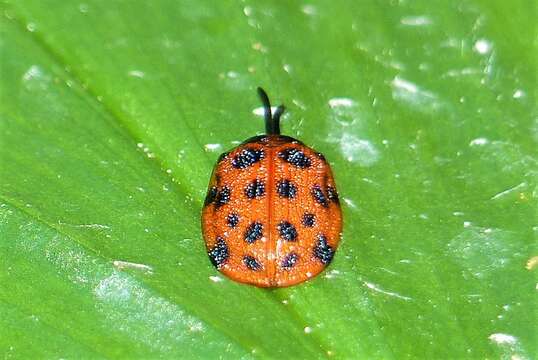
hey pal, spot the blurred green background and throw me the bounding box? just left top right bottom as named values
left=0, top=0, right=536, bottom=359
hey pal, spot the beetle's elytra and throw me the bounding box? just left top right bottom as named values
left=201, top=88, right=342, bottom=287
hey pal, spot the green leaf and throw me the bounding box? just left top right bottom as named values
left=1, top=0, right=536, bottom=358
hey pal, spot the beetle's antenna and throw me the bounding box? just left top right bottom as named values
left=257, top=87, right=283, bottom=135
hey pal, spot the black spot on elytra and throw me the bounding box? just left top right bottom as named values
left=243, top=255, right=262, bottom=271
left=302, top=213, right=316, bottom=227
left=245, top=179, right=265, bottom=199
left=313, top=234, right=334, bottom=265
left=244, top=221, right=263, bottom=243
left=215, top=186, right=231, bottom=208
left=312, top=185, right=329, bottom=207
left=316, top=152, right=326, bottom=162
left=208, top=236, right=229, bottom=269
left=232, top=148, right=265, bottom=169
left=277, top=179, right=297, bottom=198
left=278, top=148, right=312, bottom=168
left=204, top=186, right=217, bottom=206
left=226, top=213, right=240, bottom=228
left=278, top=221, right=298, bottom=241
left=327, top=186, right=339, bottom=204
left=281, top=252, right=299, bottom=270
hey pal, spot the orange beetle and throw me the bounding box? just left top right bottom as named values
left=201, top=88, right=342, bottom=287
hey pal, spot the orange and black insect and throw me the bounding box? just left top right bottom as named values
left=201, top=88, right=342, bottom=287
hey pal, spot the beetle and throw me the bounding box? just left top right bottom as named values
left=201, top=87, right=342, bottom=287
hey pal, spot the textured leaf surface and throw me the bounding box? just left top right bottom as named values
left=1, top=1, right=536, bottom=359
